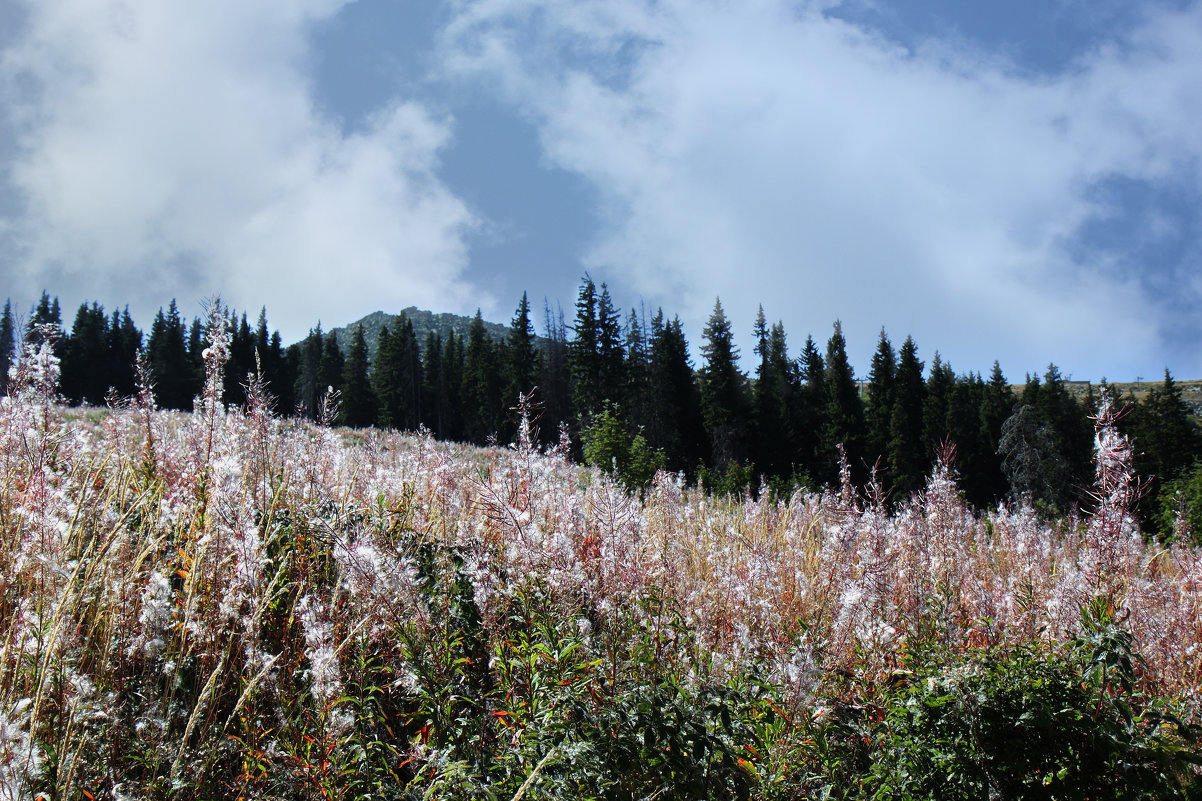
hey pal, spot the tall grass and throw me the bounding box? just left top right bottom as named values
left=0, top=334, right=1199, bottom=798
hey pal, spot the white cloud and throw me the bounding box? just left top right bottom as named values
left=442, top=0, right=1202, bottom=379
left=0, top=0, right=482, bottom=338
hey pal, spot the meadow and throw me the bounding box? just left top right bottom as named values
left=1, top=329, right=1200, bottom=799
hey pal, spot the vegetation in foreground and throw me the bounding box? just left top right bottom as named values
left=1, top=315, right=1201, bottom=799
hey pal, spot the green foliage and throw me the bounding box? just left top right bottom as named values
left=411, top=583, right=780, bottom=801
left=581, top=402, right=666, bottom=493
left=857, top=600, right=1201, bottom=800
left=698, top=460, right=755, bottom=498
left=1157, top=463, right=1202, bottom=545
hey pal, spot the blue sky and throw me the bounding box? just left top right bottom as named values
left=1, top=0, right=1201, bottom=382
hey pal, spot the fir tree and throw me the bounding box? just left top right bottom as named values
left=624, top=307, right=653, bottom=437
left=864, top=328, right=896, bottom=474
left=503, top=292, right=539, bottom=439
left=888, top=335, right=926, bottom=497
left=596, top=283, right=625, bottom=402
left=105, top=307, right=142, bottom=401
left=27, top=291, right=63, bottom=345
left=699, top=298, right=751, bottom=473
left=61, top=301, right=110, bottom=405
left=225, top=312, right=256, bottom=407
left=1035, top=364, right=1093, bottom=504
left=0, top=300, right=14, bottom=396
left=186, top=316, right=205, bottom=404
left=147, top=301, right=192, bottom=411
left=340, top=325, right=376, bottom=428
left=923, top=353, right=956, bottom=460
left=318, top=330, right=344, bottom=402
left=422, top=331, right=446, bottom=437
left=647, top=311, right=705, bottom=471
left=295, top=323, right=325, bottom=419
left=822, top=320, right=866, bottom=485
left=977, top=361, right=1014, bottom=507
left=569, top=276, right=602, bottom=426
left=947, top=373, right=987, bottom=505
left=441, top=330, right=465, bottom=441
left=752, top=307, right=798, bottom=479
left=462, top=310, right=500, bottom=443
left=796, top=334, right=827, bottom=486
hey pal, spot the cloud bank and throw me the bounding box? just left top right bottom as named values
left=442, top=0, right=1202, bottom=379
left=0, top=0, right=482, bottom=338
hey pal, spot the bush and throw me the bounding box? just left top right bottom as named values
left=862, top=599, right=1201, bottom=800
left=581, top=403, right=666, bottom=494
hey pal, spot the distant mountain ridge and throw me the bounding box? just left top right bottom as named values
left=329, top=307, right=513, bottom=364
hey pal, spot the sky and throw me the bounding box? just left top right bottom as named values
left=1, top=0, right=1201, bottom=382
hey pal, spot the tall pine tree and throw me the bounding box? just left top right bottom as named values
left=647, top=311, right=705, bottom=471
left=0, top=300, right=14, bottom=396
left=864, top=329, right=896, bottom=475
left=699, top=299, right=751, bottom=473
left=504, top=292, right=539, bottom=436
left=340, top=325, right=376, bottom=428
left=822, top=321, right=866, bottom=485
left=147, top=301, right=192, bottom=411
left=569, top=276, right=602, bottom=426
left=888, top=335, right=926, bottom=497
left=461, top=310, right=500, bottom=443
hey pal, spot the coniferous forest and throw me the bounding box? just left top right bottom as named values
left=5, top=282, right=1202, bottom=540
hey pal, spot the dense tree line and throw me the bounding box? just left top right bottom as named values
left=3, top=285, right=1201, bottom=536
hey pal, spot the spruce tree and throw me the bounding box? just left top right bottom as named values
left=397, top=317, right=424, bottom=430
left=569, top=276, right=602, bottom=426
left=225, top=312, right=256, bottom=407
left=647, top=311, right=705, bottom=471
left=864, top=328, right=896, bottom=475
left=947, top=373, right=987, bottom=505
left=61, top=301, right=110, bottom=405
left=504, top=292, right=539, bottom=417
left=317, top=331, right=344, bottom=401
left=27, top=291, right=63, bottom=345
left=186, top=316, right=205, bottom=405
left=0, top=300, right=14, bottom=396
left=596, top=283, right=625, bottom=402
left=374, top=324, right=401, bottom=429
left=888, top=336, right=927, bottom=497
left=271, top=330, right=296, bottom=414
left=462, top=310, right=500, bottom=443
left=441, top=330, right=465, bottom=441
left=295, top=323, right=325, bottom=419
left=923, top=353, right=956, bottom=461
left=699, top=298, right=751, bottom=473
left=624, top=307, right=653, bottom=437
left=822, top=320, right=866, bottom=485
left=796, top=335, right=827, bottom=486
left=105, top=307, right=142, bottom=401
left=1036, top=364, right=1092, bottom=504
left=340, top=325, right=376, bottom=428
left=147, top=301, right=192, bottom=411
left=978, top=361, right=1014, bottom=507
left=752, top=307, right=798, bottom=480
left=422, top=331, right=446, bottom=437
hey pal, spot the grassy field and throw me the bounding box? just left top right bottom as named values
left=1, top=342, right=1200, bottom=798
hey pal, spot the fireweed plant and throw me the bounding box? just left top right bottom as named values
left=0, top=311, right=1198, bottom=799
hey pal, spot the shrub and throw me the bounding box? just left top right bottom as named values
left=862, top=598, right=1201, bottom=800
